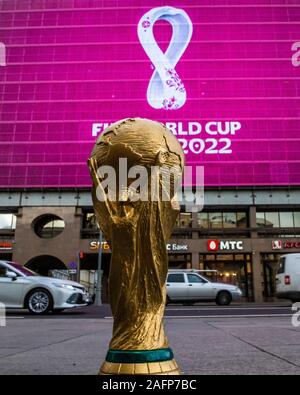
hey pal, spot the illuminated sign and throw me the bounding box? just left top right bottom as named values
left=272, top=240, right=300, bottom=250
left=208, top=240, right=244, bottom=251
left=272, top=240, right=283, bottom=250
left=89, top=241, right=110, bottom=251
left=0, top=242, right=13, bottom=251
left=166, top=243, right=188, bottom=252
left=0, top=1, right=299, bottom=187
left=138, top=6, right=193, bottom=110
left=90, top=241, right=188, bottom=252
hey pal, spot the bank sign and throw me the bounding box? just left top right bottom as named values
left=90, top=241, right=188, bottom=252
left=0, top=1, right=299, bottom=187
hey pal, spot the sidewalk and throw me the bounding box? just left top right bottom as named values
left=0, top=314, right=300, bottom=375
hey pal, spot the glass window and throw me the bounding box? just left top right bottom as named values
left=197, top=212, right=209, bottom=228
left=256, top=213, right=266, bottom=227
left=0, top=263, right=7, bottom=277
left=265, top=212, right=280, bottom=228
left=167, top=273, right=185, bottom=283
left=279, top=212, right=294, bottom=228
left=8, top=262, right=36, bottom=276
left=237, top=212, right=247, bottom=227
left=294, top=212, right=300, bottom=227
left=217, top=254, right=234, bottom=261
left=277, top=257, right=285, bottom=274
left=256, top=212, right=300, bottom=228
left=187, top=274, right=206, bottom=283
left=209, top=212, right=223, bottom=228
left=175, top=213, right=192, bottom=228
left=0, top=213, right=17, bottom=230
left=44, top=220, right=64, bottom=229
left=223, top=213, right=237, bottom=228
left=33, top=215, right=65, bottom=238
left=198, top=211, right=248, bottom=229
left=83, top=212, right=99, bottom=229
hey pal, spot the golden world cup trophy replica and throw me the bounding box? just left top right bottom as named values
left=88, top=118, right=184, bottom=375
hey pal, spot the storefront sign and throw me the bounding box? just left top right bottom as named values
left=0, top=242, right=13, bottom=250
left=90, top=241, right=189, bottom=252
left=272, top=240, right=300, bottom=250
left=272, top=240, right=283, bottom=250
left=166, top=243, right=188, bottom=252
left=208, top=240, right=244, bottom=251
left=90, top=241, right=110, bottom=251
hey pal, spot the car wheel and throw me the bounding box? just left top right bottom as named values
left=26, top=289, right=53, bottom=315
left=216, top=291, right=232, bottom=306
left=166, top=296, right=171, bottom=305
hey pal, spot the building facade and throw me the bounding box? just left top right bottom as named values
left=1, top=187, right=300, bottom=303
left=1, top=2, right=300, bottom=304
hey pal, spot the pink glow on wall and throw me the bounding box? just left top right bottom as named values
left=0, top=0, right=300, bottom=187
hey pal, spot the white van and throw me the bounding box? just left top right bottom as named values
left=276, top=254, right=300, bottom=302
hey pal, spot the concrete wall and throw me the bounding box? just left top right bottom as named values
left=13, top=206, right=82, bottom=269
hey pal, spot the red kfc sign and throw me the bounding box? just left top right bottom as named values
left=272, top=240, right=300, bottom=250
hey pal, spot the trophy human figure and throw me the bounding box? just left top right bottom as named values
left=88, top=118, right=184, bottom=375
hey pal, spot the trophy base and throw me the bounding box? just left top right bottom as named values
left=99, top=359, right=180, bottom=375
left=99, top=348, right=180, bottom=375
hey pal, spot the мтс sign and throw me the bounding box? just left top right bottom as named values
left=208, top=240, right=244, bottom=251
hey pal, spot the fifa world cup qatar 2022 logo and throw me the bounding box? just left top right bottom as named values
left=138, top=6, right=193, bottom=110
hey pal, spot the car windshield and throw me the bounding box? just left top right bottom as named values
left=7, top=262, right=37, bottom=276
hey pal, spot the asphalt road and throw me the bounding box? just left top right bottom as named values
left=6, top=302, right=294, bottom=319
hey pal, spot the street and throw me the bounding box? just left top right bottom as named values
left=1, top=303, right=300, bottom=375
left=4, top=302, right=294, bottom=319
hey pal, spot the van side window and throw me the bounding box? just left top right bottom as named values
left=277, top=257, right=285, bottom=274
left=167, top=273, right=185, bottom=283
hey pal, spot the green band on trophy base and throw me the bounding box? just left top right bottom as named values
left=106, top=348, right=174, bottom=364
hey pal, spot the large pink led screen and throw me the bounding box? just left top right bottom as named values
left=0, top=0, right=300, bottom=187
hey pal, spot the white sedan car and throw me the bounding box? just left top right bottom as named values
left=166, top=270, right=243, bottom=306
left=0, top=261, right=92, bottom=314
